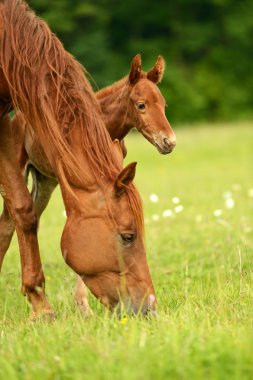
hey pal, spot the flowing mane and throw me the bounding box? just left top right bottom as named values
left=0, top=0, right=120, bottom=182
left=96, top=71, right=146, bottom=101
left=0, top=0, right=143, bottom=232
left=96, top=76, right=129, bottom=100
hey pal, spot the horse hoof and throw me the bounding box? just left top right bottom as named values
left=29, top=309, right=56, bottom=322
left=75, top=301, right=93, bottom=318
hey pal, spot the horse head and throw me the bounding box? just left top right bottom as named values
left=60, top=140, right=156, bottom=316
left=128, top=54, right=176, bottom=154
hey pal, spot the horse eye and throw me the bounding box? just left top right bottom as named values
left=137, top=102, right=145, bottom=110
left=120, top=233, right=135, bottom=245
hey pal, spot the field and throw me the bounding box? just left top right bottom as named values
left=0, top=122, right=252, bottom=380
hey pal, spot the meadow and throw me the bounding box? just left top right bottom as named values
left=0, top=122, right=252, bottom=380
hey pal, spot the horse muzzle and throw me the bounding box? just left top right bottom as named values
left=114, top=293, right=157, bottom=317
left=154, top=136, right=176, bottom=154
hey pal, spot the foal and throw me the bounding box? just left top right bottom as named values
left=97, top=54, right=176, bottom=156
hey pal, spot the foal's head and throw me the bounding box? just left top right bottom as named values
left=128, top=54, right=176, bottom=154
left=61, top=142, right=156, bottom=315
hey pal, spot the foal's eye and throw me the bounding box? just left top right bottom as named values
left=136, top=102, right=145, bottom=110
left=120, top=233, right=135, bottom=245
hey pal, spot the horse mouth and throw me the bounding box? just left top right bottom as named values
left=155, top=142, right=174, bottom=155
left=113, top=302, right=157, bottom=318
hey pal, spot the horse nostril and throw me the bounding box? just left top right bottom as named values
left=160, top=137, right=176, bottom=154
left=163, top=138, right=169, bottom=148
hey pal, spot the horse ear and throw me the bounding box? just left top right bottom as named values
left=129, top=54, right=142, bottom=85
left=114, top=162, right=137, bottom=196
left=147, top=55, right=165, bottom=83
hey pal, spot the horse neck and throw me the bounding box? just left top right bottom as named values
left=57, top=158, right=104, bottom=218
left=55, top=123, right=111, bottom=217
left=60, top=179, right=103, bottom=217
left=96, top=78, right=134, bottom=141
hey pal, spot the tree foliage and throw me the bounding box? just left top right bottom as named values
left=29, top=0, right=253, bottom=123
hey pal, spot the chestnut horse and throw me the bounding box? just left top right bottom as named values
left=0, top=54, right=175, bottom=315
left=97, top=54, right=176, bottom=157
left=0, top=0, right=156, bottom=319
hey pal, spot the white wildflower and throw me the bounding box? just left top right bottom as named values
left=225, top=198, right=235, bottom=209
left=149, top=193, right=159, bottom=203
left=248, top=188, right=253, bottom=198
left=162, top=209, right=173, bottom=218
left=213, top=209, right=223, bottom=217
left=174, top=205, right=184, bottom=213
left=172, top=197, right=180, bottom=204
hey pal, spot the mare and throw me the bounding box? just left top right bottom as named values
left=0, top=0, right=156, bottom=319
left=0, top=54, right=176, bottom=315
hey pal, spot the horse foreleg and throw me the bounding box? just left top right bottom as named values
left=74, top=275, right=93, bottom=317
left=0, top=136, right=29, bottom=272
left=0, top=115, right=54, bottom=319
left=0, top=202, right=14, bottom=271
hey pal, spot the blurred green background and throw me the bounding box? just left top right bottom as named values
left=29, top=0, right=253, bottom=124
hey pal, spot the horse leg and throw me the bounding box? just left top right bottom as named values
left=0, top=167, right=58, bottom=272
left=0, top=115, right=54, bottom=319
left=0, top=128, right=30, bottom=271
left=0, top=202, right=15, bottom=271
left=74, top=275, right=93, bottom=317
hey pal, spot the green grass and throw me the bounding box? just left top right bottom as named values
left=0, top=122, right=252, bottom=380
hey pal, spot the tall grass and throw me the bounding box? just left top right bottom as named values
left=0, top=122, right=252, bottom=379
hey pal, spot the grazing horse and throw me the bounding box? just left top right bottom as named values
left=0, top=0, right=156, bottom=319
left=0, top=54, right=176, bottom=316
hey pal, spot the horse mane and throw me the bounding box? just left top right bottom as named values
left=0, top=0, right=117, bottom=182
left=0, top=0, right=143, bottom=233
left=96, top=76, right=129, bottom=100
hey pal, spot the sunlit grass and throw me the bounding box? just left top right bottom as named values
left=0, top=122, right=252, bottom=379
